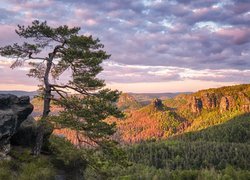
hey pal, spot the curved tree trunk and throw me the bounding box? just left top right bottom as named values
left=32, top=57, right=52, bottom=155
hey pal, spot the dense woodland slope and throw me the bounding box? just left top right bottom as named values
left=106, top=84, right=250, bottom=144
left=113, top=84, right=250, bottom=179
left=1, top=84, right=250, bottom=179
left=30, top=84, right=250, bottom=145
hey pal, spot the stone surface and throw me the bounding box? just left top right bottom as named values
left=190, top=96, right=202, bottom=113
left=11, top=116, right=37, bottom=147
left=201, top=93, right=217, bottom=109
left=238, top=92, right=250, bottom=112
left=0, top=94, right=33, bottom=159
left=152, top=98, right=163, bottom=109
left=220, top=96, right=229, bottom=113
left=219, top=96, right=236, bottom=113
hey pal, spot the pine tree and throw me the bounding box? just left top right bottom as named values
left=0, top=20, right=124, bottom=157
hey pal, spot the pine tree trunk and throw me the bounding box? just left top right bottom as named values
left=32, top=57, right=52, bottom=155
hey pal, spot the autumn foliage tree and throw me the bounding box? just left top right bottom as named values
left=0, top=20, right=124, bottom=157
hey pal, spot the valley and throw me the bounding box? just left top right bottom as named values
left=1, top=84, right=250, bottom=179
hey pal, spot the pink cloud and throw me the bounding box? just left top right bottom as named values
left=216, top=28, right=250, bottom=45
left=0, top=65, right=37, bottom=86
left=0, top=25, right=20, bottom=45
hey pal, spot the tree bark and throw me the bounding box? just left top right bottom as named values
left=32, top=42, right=65, bottom=155
left=32, top=56, right=53, bottom=155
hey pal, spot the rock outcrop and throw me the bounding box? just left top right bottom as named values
left=238, top=92, right=250, bottom=112
left=187, top=91, right=250, bottom=114
left=219, top=96, right=230, bottom=113
left=219, top=96, right=236, bottom=113
left=152, top=98, right=163, bottom=109
left=0, top=94, right=33, bottom=159
left=190, top=97, right=202, bottom=113
left=201, top=93, right=217, bottom=109
left=11, top=116, right=37, bottom=147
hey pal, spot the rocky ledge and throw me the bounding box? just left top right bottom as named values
left=188, top=92, right=250, bottom=114
left=0, top=94, right=33, bottom=159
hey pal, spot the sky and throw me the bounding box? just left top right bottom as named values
left=0, top=0, right=249, bottom=93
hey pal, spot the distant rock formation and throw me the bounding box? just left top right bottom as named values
left=0, top=94, right=33, bottom=159
left=152, top=98, right=163, bottom=109
left=219, top=96, right=230, bottom=113
left=187, top=90, right=250, bottom=114
left=201, top=93, right=217, bottom=109
left=189, top=97, right=202, bottom=113
left=238, top=92, right=250, bottom=112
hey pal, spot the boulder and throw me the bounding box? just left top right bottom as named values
left=11, top=116, right=37, bottom=147
left=0, top=94, right=33, bottom=159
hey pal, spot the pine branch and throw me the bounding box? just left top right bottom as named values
left=28, top=52, right=47, bottom=60
left=51, top=84, right=92, bottom=96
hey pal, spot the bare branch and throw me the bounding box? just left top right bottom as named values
left=51, top=84, right=91, bottom=96
left=76, top=132, right=97, bottom=148
left=50, top=86, right=68, bottom=100
left=28, top=52, right=47, bottom=60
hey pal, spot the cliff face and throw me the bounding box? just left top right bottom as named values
left=201, top=93, right=217, bottom=109
left=189, top=96, right=202, bottom=113
left=0, top=94, right=33, bottom=159
left=238, top=92, right=250, bottom=112
left=187, top=85, right=250, bottom=114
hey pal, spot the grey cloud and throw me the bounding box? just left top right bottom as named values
left=0, top=8, right=20, bottom=24
left=190, top=70, right=250, bottom=83
left=99, top=62, right=249, bottom=84
left=99, top=63, right=182, bottom=83
left=0, top=0, right=249, bottom=85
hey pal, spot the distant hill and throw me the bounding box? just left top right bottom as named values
left=129, top=92, right=191, bottom=105
left=108, top=84, right=250, bottom=143
left=0, top=90, right=38, bottom=98
left=171, top=113, right=250, bottom=143
left=124, top=85, right=250, bottom=177
left=117, top=93, right=142, bottom=111
left=24, top=84, right=250, bottom=144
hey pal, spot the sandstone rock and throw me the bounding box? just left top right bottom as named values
left=11, top=116, right=37, bottom=147
left=241, top=105, right=250, bottom=112
left=201, top=93, right=217, bottom=109
left=190, top=96, right=202, bottom=113
left=220, top=96, right=236, bottom=113
left=0, top=94, right=33, bottom=159
left=152, top=98, right=163, bottom=109
left=238, top=92, right=250, bottom=112
left=220, top=96, right=229, bottom=113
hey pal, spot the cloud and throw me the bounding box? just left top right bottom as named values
left=99, top=62, right=250, bottom=84
left=0, top=0, right=249, bottom=90
left=0, top=60, right=37, bottom=86
left=216, top=27, right=250, bottom=45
